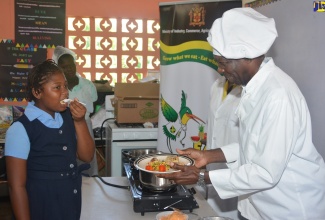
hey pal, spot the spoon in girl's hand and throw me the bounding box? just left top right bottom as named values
left=61, top=99, right=86, bottom=106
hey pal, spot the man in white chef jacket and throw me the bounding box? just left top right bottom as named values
left=157, top=8, right=325, bottom=220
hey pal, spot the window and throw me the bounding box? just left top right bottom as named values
left=67, top=17, right=160, bottom=85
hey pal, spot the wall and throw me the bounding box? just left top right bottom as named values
left=0, top=0, right=185, bottom=39
left=0, top=0, right=183, bottom=106
left=244, top=0, right=325, bottom=158
left=0, top=0, right=14, bottom=39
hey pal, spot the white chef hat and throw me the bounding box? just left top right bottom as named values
left=207, top=7, right=278, bottom=59
left=52, top=46, right=77, bottom=64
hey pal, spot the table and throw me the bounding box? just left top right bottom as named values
left=81, top=177, right=218, bottom=220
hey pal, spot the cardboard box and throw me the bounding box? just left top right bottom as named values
left=113, top=83, right=160, bottom=124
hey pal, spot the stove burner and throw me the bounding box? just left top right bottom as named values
left=124, top=163, right=199, bottom=216
left=141, top=184, right=177, bottom=193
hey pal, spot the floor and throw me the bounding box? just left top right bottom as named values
left=0, top=181, right=12, bottom=220
left=0, top=197, right=12, bottom=220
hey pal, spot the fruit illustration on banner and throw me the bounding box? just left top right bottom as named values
left=190, top=124, right=207, bottom=151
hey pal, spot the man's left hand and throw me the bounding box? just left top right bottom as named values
left=156, top=162, right=200, bottom=185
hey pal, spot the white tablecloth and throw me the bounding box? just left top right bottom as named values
left=81, top=177, right=218, bottom=220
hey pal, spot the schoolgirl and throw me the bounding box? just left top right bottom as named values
left=5, top=60, right=95, bottom=220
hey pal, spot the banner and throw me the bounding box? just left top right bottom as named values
left=158, top=1, right=241, bottom=153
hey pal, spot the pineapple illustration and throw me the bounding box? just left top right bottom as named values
left=198, top=124, right=205, bottom=140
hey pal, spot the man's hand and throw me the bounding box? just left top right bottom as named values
left=156, top=162, right=200, bottom=185
left=176, top=148, right=208, bottom=168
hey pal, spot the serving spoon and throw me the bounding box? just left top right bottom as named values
left=164, top=200, right=199, bottom=217
left=61, top=99, right=86, bottom=106
left=164, top=200, right=183, bottom=210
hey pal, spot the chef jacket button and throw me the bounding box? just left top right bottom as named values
left=70, top=164, right=74, bottom=168
left=72, top=172, right=75, bottom=175
left=63, top=146, right=67, bottom=150
left=66, top=173, right=69, bottom=176
left=61, top=173, right=63, bottom=176
left=59, top=130, right=63, bottom=134
left=73, top=189, right=78, bottom=194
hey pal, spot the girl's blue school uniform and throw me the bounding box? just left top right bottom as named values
left=17, top=108, right=88, bottom=220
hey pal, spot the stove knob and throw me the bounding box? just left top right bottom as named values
left=188, top=187, right=196, bottom=195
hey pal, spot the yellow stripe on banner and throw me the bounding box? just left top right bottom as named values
left=160, top=40, right=213, bottom=54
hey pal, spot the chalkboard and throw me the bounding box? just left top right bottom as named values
left=15, top=0, right=65, bottom=46
left=0, top=0, right=65, bottom=104
left=0, top=40, right=47, bottom=102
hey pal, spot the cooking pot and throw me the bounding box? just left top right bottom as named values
left=122, top=149, right=162, bottom=161
left=134, top=153, right=194, bottom=191
left=122, top=149, right=163, bottom=168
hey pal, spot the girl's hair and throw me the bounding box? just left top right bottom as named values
left=26, top=59, right=63, bottom=101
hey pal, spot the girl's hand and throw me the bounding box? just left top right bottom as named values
left=69, top=98, right=86, bottom=121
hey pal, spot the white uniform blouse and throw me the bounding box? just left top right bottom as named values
left=209, top=58, right=325, bottom=219
left=69, top=75, right=97, bottom=120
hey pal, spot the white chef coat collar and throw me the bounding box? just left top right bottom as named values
left=217, top=76, right=227, bottom=85
left=241, top=57, right=272, bottom=95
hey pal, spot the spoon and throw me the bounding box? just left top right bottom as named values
left=163, top=200, right=182, bottom=210
left=61, top=99, right=86, bottom=106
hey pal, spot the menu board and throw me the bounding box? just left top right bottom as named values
left=0, top=0, right=65, bottom=104
left=15, top=0, right=66, bottom=46
left=0, top=40, right=47, bottom=103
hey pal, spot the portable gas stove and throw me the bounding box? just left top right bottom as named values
left=124, top=163, right=199, bottom=216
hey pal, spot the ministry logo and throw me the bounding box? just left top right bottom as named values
left=314, top=1, right=325, bottom=12
left=189, top=5, right=206, bottom=27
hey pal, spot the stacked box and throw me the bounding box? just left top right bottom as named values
left=113, top=83, right=160, bottom=124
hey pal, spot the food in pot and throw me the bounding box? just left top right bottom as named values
left=165, top=155, right=180, bottom=164
left=135, top=154, right=194, bottom=191
left=159, top=210, right=188, bottom=220
left=145, top=155, right=183, bottom=172
left=145, top=157, right=170, bottom=171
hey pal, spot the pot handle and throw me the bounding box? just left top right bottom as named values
left=122, top=150, right=130, bottom=158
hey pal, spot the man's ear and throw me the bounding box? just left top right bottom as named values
left=32, top=88, right=41, bottom=99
